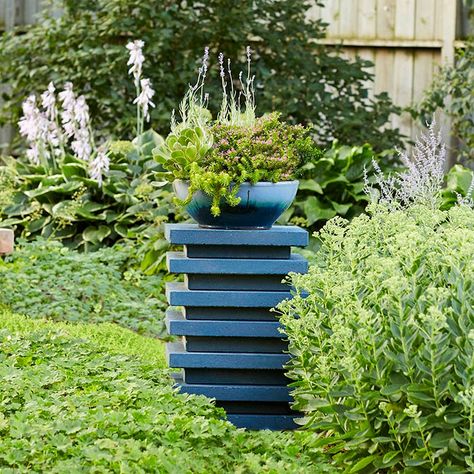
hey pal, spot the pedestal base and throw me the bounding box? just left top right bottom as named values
left=164, top=224, right=308, bottom=430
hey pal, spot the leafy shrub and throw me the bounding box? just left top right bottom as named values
left=0, top=0, right=402, bottom=152
left=279, top=142, right=386, bottom=231
left=279, top=204, right=474, bottom=472
left=440, top=164, right=474, bottom=209
left=415, top=40, right=474, bottom=163
left=0, top=239, right=168, bottom=337
left=0, top=312, right=336, bottom=473
left=0, top=131, right=177, bottom=250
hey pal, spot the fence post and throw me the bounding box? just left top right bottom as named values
left=0, top=228, right=14, bottom=255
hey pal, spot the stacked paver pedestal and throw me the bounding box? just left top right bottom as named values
left=164, top=224, right=308, bottom=430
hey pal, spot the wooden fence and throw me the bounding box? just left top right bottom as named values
left=0, top=0, right=471, bottom=152
left=310, top=0, right=470, bottom=148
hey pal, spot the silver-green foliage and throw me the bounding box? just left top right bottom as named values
left=279, top=205, right=474, bottom=472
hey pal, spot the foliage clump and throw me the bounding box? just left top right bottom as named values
left=279, top=204, right=474, bottom=472
left=0, top=130, right=175, bottom=250
left=415, top=41, right=474, bottom=164
left=0, top=239, right=168, bottom=337
left=281, top=142, right=384, bottom=231
left=0, top=314, right=336, bottom=473
left=0, top=0, right=402, bottom=152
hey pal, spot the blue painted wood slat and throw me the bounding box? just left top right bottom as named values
left=173, top=375, right=292, bottom=402
left=167, top=342, right=290, bottom=369
left=227, top=414, right=300, bottom=430
left=166, top=282, right=293, bottom=307
left=166, top=308, right=282, bottom=338
left=167, top=252, right=308, bottom=275
left=185, top=244, right=291, bottom=259
left=165, top=224, right=308, bottom=247
left=184, top=306, right=276, bottom=321
left=183, top=368, right=289, bottom=385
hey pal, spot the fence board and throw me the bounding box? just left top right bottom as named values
left=376, top=0, right=396, bottom=39
left=320, top=0, right=340, bottom=36
left=358, top=0, right=377, bottom=38
left=416, top=0, right=437, bottom=40
left=394, top=0, right=416, bottom=39
left=339, top=0, right=358, bottom=38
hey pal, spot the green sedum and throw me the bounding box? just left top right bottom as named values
left=279, top=204, right=474, bottom=473
left=155, top=113, right=320, bottom=216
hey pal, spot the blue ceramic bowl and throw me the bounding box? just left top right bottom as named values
left=173, top=180, right=299, bottom=229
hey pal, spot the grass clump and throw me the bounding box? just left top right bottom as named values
left=0, top=239, right=168, bottom=337
left=0, top=310, right=335, bottom=473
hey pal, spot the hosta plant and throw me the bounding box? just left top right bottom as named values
left=440, top=164, right=474, bottom=209
left=0, top=131, right=174, bottom=250
left=279, top=142, right=388, bottom=231
left=0, top=41, right=176, bottom=253
left=154, top=48, right=320, bottom=216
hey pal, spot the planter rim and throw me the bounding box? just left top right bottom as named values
left=174, top=179, right=299, bottom=187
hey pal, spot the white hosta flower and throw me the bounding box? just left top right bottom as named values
left=18, top=94, right=53, bottom=164
left=89, top=147, right=110, bottom=187
left=19, top=95, right=42, bottom=141
left=59, top=82, right=77, bottom=138
left=58, top=82, right=75, bottom=112
left=41, top=82, right=57, bottom=121
left=26, top=143, right=40, bottom=166
left=59, top=82, right=93, bottom=161
left=74, top=95, right=90, bottom=129
left=72, top=128, right=92, bottom=162
left=134, top=78, right=155, bottom=121
left=126, top=40, right=145, bottom=80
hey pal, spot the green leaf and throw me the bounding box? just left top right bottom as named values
left=26, top=216, right=51, bottom=233
left=348, top=455, right=378, bottom=473
left=82, top=225, right=111, bottom=244
left=298, top=180, right=323, bottom=193
left=303, top=196, right=337, bottom=225
left=61, top=163, right=87, bottom=179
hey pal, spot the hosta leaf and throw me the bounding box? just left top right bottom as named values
left=446, top=164, right=474, bottom=194
left=114, top=223, right=128, bottom=237
left=331, top=202, right=352, bottom=215
left=62, top=163, right=86, bottom=179
left=299, top=180, right=323, bottom=193
left=82, top=225, right=111, bottom=244
left=303, top=196, right=337, bottom=225
left=25, top=181, right=82, bottom=198
left=75, top=207, right=103, bottom=220
left=27, top=216, right=51, bottom=233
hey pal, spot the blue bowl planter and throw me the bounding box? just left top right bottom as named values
left=173, top=180, right=299, bottom=229
left=164, top=223, right=309, bottom=430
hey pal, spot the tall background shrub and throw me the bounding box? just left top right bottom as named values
left=0, top=0, right=402, bottom=152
